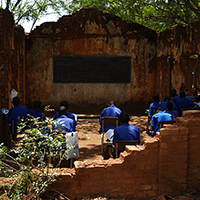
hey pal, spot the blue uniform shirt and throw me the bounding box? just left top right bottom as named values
left=176, top=97, right=195, bottom=116
left=54, top=111, right=77, bottom=125
left=6, top=105, right=28, bottom=133
left=53, top=115, right=75, bottom=132
left=99, top=105, right=122, bottom=133
left=148, top=100, right=161, bottom=117
left=113, top=123, right=140, bottom=158
left=172, top=95, right=180, bottom=104
left=160, top=100, right=177, bottom=111
left=113, top=123, right=140, bottom=146
left=151, top=112, right=174, bottom=137
left=27, top=109, right=46, bottom=120
left=165, top=110, right=179, bottom=117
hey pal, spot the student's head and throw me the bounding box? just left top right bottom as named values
left=171, top=89, right=177, bottom=97
left=166, top=102, right=173, bottom=111
left=12, top=97, right=20, bottom=106
left=58, top=106, right=68, bottom=117
left=153, top=94, right=159, bottom=101
left=34, top=100, right=41, bottom=109
left=180, top=91, right=186, bottom=98
left=60, top=101, right=69, bottom=110
left=109, top=100, right=116, bottom=106
left=119, top=112, right=130, bottom=124
left=164, top=96, right=170, bottom=101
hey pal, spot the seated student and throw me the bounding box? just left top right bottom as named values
left=165, top=102, right=179, bottom=117
left=148, top=94, right=161, bottom=117
left=99, top=100, right=122, bottom=133
left=176, top=91, right=195, bottom=116
left=106, top=112, right=140, bottom=159
left=171, top=88, right=180, bottom=105
left=160, top=96, right=177, bottom=111
left=53, top=106, right=76, bottom=132
left=27, top=100, right=46, bottom=120
left=150, top=111, right=174, bottom=138
left=6, top=96, right=28, bottom=136
left=54, top=101, right=76, bottom=125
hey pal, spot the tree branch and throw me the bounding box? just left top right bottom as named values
left=5, top=0, right=10, bottom=10
left=182, top=0, right=200, bottom=18
left=13, top=0, right=22, bottom=10
left=143, top=2, right=188, bottom=24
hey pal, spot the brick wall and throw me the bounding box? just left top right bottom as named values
left=0, top=9, right=26, bottom=145
left=157, top=23, right=200, bottom=96
left=25, top=8, right=157, bottom=110
left=156, top=56, right=171, bottom=101
left=48, top=111, right=200, bottom=199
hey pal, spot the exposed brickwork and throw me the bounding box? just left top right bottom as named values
left=48, top=111, right=200, bottom=199
left=1, top=8, right=200, bottom=199
left=0, top=9, right=26, bottom=144
left=25, top=8, right=157, bottom=109
left=157, top=23, right=200, bottom=96
left=1, top=8, right=200, bottom=111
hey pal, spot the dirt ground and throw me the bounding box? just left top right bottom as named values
left=76, top=114, right=150, bottom=161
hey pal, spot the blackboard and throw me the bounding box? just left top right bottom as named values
left=53, top=56, right=131, bottom=83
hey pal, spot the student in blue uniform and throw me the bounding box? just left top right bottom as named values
left=171, top=89, right=180, bottom=105
left=53, top=106, right=75, bottom=132
left=148, top=94, right=161, bottom=117
left=165, top=102, right=179, bottom=117
left=54, top=101, right=76, bottom=125
left=176, top=91, right=195, bottom=116
left=104, top=112, right=140, bottom=159
left=160, top=96, right=177, bottom=111
left=150, top=111, right=174, bottom=137
left=6, top=96, right=28, bottom=135
left=112, top=112, right=140, bottom=146
left=99, top=100, right=122, bottom=133
left=27, top=100, right=46, bottom=120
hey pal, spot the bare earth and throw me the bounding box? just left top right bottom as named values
left=76, top=115, right=150, bottom=161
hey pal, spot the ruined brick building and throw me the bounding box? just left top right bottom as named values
left=0, top=8, right=200, bottom=137
left=1, top=8, right=200, bottom=199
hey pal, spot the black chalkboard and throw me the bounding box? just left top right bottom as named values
left=53, top=56, right=131, bottom=83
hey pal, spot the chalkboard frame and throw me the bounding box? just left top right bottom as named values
left=53, top=56, right=131, bottom=83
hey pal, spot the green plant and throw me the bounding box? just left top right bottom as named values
left=0, top=116, right=76, bottom=199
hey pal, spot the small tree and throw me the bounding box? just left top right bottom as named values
left=0, top=116, right=76, bottom=199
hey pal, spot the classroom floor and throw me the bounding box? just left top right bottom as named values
left=76, top=115, right=150, bottom=161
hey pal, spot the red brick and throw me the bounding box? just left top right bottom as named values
left=160, top=128, right=179, bottom=136
left=136, top=191, right=147, bottom=198
left=186, top=119, right=200, bottom=126
left=160, top=143, right=168, bottom=149
left=171, top=148, right=188, bottom=155
left=152, top=184, right=159, bottom=190
left=146, top=164, right=158, bottom=170
left=159, top=149, right=169, bottom=156
left=147, top=190, right=158, bottom=198
left=179, top=127, right=189, bottom=135
left=171, top=135, right=188, bottom=142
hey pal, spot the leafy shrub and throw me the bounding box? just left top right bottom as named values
left=0, top=116, right=76, bottom=199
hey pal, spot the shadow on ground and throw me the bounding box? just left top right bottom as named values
left=78, top=144, right=102, bottom=161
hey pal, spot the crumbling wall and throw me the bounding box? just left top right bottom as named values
left=25, top=8, right=157, bottom=110
left=49, top=111, right=200, bottom=199
left=0, top=9, right=26, bottom=145
left=178, top=111, right=200, bottom=191
left=157, top=23, right=200, bottom=96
